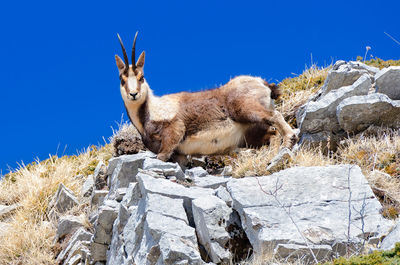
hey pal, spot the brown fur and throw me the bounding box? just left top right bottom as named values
left=116, top=35, right=297, bottom=161
left=125, top=76, right=296, bottom=161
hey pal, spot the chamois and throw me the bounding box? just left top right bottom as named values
left=115, top=32, right=298, bottom=161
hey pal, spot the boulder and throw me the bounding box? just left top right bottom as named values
left=337, top=93, right=400, bottom=133
left=142, top=157, right=185, bottom=181
left=375, top=66, right=400, bottom=100
left=49, top=183, right=79, bottom=218
left=298, top=74, right=371, bottom=134
left=192, top=195, right=232, bottom=263
left=227, top=165, right=393, bottom=256
left=109, top=192, right=203, bottom=265
left=55, top=215, right=85, bottom=242
left=185, top=167, right=208, bottom=180
left=115, top=188, right=127, bottom=202
left=90, top=242, right=108, bottom=262
left=92, top=200, right=119, bottom=245
left=193, top=175, right=231, bottom=189
left=221, top=165, right=233, bottom=176
left=56, top=227, right=92, bottom=264
left=266, top=148, right=294, bottom=173
left=380, top=220, right=400, bottom=250
left=121, top=182, right=141, bottom=208
left=215, top=186, right=233, bottom=207
left=80, top=175, right=95, bottom=197
left=93, top=161, right=107, bottom=190
left=0, top=203, right=20, bottom=219
left=107, top=152, right=156, bottom=198
left=137, top=171, right=214, bottom=225
left=320, top=61, right=376, bottom=97
left=90, top=190, right=108, bottom=208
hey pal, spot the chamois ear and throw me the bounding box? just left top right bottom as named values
left=136, top=51, right=145, bottom=68
left=115, top=55, right=126, bottom=72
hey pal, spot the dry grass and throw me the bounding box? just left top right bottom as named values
left=0, top=145, right=112, bottom=265
left=358, top=57, right=400, bottom=69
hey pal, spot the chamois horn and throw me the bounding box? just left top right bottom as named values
left=117, top=33, right=130, bottom=71
left=131, top=31, right=138, bottom=70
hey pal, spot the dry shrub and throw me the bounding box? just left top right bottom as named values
left=0, top=145, right=112, bottom=265
left=110, top=122, right=145, bottom=156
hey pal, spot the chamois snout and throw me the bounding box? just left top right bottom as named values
left=130, top=92, right=139, bottom=100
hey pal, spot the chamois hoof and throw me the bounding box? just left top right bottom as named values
left=157, top=153, right=170, bottom=162
left=283, top=133, right=299, bottom=149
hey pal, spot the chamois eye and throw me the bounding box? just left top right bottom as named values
left=120, top=79, right=125, bottom=86
left=138, top=75, right=144, bottom=82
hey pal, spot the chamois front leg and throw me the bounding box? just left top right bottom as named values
left=157, top=120, right=185, bottom=162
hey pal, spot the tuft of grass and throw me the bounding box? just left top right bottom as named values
left=110, top=121, right=145, bottom=156
left=357, top=56, right=400, bottom=69
left=323, top=242, right=400, bottom=265
left=0, top=144, right=112, bottom=265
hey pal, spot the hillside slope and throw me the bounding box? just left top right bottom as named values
left=1, top=58, right=400, bottom=265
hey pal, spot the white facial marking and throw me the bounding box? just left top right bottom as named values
left=127, top=76, right=138, bottom=94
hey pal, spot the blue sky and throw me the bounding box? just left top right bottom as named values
left=0, top=0, right=399, bottom=175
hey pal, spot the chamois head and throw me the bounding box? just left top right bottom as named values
left=115, top=32, right=147, bottom=103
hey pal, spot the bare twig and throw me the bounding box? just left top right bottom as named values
left=256, top=177, right=319, bottom=264
left=352, top=193, right=368, bottom=253
left=384, top=32, right=400, bottom=46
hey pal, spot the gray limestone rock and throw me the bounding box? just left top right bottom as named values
left=337, top=93, right=400, bottom=133
left=375, top=66, right=400, bottom=100
left=110, top=192, right=203, bottom=265
left=193, top=175, right=231, bottom=189
left=55, top=215, right=85, bottom=242
left=90, top=190, right=108, bottom=208
left=107, top=152, right=156, bottom=198
left=298, top=74, right=371, bottom=134
left=80, top=175, right=95, bottom=198
left=266, top=148, right=294, bottom=173
left=56, top=227, right=92, bottom=264
left=137, top=171, right=214, bottom=225
left=49, top=183, right=79, bottom=218
left=0, top=203, right=20, bottom=219
left=92, top=200, right=119, bottom=245
left=192, top=195, right=232, bottom=263
left=215, top=186, right=233, bottom=207
left=227, top=165, right=393, bottom=256
left=320, top=61, right=375, bottom=97
left=143, top=157, right=185, bottom=181
left=380, top=220, right=400, bottom=250
left=186, top=167, right=208, bottom=180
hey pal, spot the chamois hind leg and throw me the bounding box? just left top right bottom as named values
left=157, top=120, right=185, bottom=162
left=232, top=102, right=298, bottom=148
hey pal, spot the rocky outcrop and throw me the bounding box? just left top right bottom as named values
left=297, top=61, right=400, bottom=146
left=227, top=165, right=392, bottom=262
left=53, top=152, right=395, bottom=265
